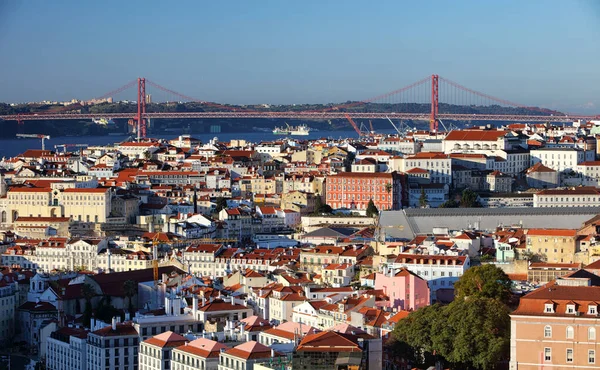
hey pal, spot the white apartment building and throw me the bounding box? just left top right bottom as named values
left=0, top=280, right=18, bottom=346
left=171, top=338, right=229, bottom=370
left=46, top=326, right=88, bottom=370
left=19, top=238, right=110, bottom=273
left=268, top=290, right=307, bottom=325
left=442, top=129, right=509, bottom=154
left=390, top=152, right=452, bottom=185
left=494, top=149, right=530, bottom=175
left=530, top=147, right=585, bottom=173
left=377, top=137, right=419, bottom=155
left=30, top=238, right=69, bottom=272
left=134, top=294, right=203, bottom=341
left=386, top=254, right=470, bottom=301
left=533, top=188, right=600, bottom=207
left=139, top=331, right=188, bottom=370
left=577, top=161, right=600, bottom=186
left=255, top=142, right=285, bottom=161
left=117, top=142, right=160, bottom=158
left=322, top=263, right=354, bottom=287
left=97, top=249, right=154, bottom=273
left=291, top=301, right=328, bottom=329
left=86, top=319, right=140, bottom=370
left=61, top=187, right=112, bottom=223
left=182, top=243, right=224, bottom=278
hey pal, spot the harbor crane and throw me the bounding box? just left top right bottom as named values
left=344, top=113, right=364, bottom=137
left=54, top=143, right=88, bottom=153
left=16, top=134, right=51, bottom=150
left=386, top=116, right=414, bottom=137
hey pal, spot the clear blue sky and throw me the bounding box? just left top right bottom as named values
left=0, top=0, right=599, bottom=113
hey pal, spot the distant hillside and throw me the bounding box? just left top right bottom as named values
left=0, top=101, right=559, bottom=116
left=0, top=101, right=560, bottom=138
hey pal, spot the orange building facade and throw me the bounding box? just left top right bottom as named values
left=510, top=270, right=600, bottom=369
left=325, top=172, right=402, bottom=211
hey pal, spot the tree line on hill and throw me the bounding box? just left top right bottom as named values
left=0, top=101, right=557, bottom=116
left=389, top=264, right=513, bottom=370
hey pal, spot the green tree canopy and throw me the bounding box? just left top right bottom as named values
left=390, top=264, right=512, bottom=369
left=123, top=280, right=137, bottom=315
left=439, top=199, right=459, bottom=208
left=313, top=196, right=333, bottom=215
left=433, top=298, right=510, bottom=369
left=392, top=298, right=510, bottom=369
left=418, top=187, right=428, bottom=208
left=453, top=264, right=512, bottom=304
left=215, top=197, right=228, bottom=213
left=81, top=283, right=96, bottom=327
left=366, top=199, right=379, bottom=217
left=460, top=188, right=481, bottom=207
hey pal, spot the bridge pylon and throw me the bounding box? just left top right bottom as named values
left=430, top=74, right=439, bottom=132
left=137, top=78, right=147, bottom=140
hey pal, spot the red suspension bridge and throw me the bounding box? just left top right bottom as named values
left=1, top=75, right=597, bottom=138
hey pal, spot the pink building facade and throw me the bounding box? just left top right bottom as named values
left=374, top=268, right=430, bottom=311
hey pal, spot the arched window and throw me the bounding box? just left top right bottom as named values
left=544, top=325, right=552, bottom=338
left=566, top=326, right=574, bottom=339
left=590, top=327, right=596, bottom=341
left=0, top=211, right=5, bottom=223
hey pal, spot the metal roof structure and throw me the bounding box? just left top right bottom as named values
left=379, top=207, right=600, bottom=240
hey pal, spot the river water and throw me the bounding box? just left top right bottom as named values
left=0, top=129, right=400, bottom=158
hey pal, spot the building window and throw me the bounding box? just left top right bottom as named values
left=544, top=348, right=551, bottom=362
left=566, top=326, right=574, bottom=339
left=589, top=305, right=597, bottom=315
left=589, top=327, right=596, bottom=341
left=544, top=304, right=554, bottom=313
left=590, top=350, right=596, bottom=364
left=544, top=325, right=552, bottom=338
left=567, top=348, right=573, bottom=363
left=566, top=304, right=576, bottom=314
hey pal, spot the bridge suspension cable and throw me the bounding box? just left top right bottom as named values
left=438, top=76, right=559, bottom=115
left=145, top=79, right=253, bottom=112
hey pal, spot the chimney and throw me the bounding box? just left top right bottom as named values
left=193, top=187, right=198, bottom=214
left=192, top=296, right=198, bottom=314
left=125, top=312, right=130, bottom=321
left=271, top=349, right=275, bottom=358
left=111, top=317, right=117, bottom=331
left=107, top=249, right=112, bottom=273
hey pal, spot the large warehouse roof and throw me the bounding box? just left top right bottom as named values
left=379, top=207, right=600, bottom=240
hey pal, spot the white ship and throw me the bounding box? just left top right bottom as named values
left=92, top=118, right=116, bottom=126
left=272, top=123, right=310, bottom=136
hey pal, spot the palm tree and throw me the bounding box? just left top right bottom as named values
left=123, top=280, right=137, bottom=316
left=81, top=283, right=95, bottom=327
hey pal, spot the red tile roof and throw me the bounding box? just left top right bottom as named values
left=225, top=341, right=279, bottom=360
left=444, top=129, right=507, bottom=142
left=296, top=331, right=363, bottom=353
left=63, top=187, right=110, bottom=193
left=198, top=299, right=249, bottom=312
left=527, top=229, right=577, bottom=237
left=406, top=152, right=448, bottom=159
left=536, top=187, right=600, bottom=196
left=91, top=323, right=138, bottom=337
left=18, top=301, right=56, bottom=311
left=143, top=331, right=188, bottom=348
left=175, top=338, right=229, bottom=358
left=513, top=282, right=600, bottom=317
